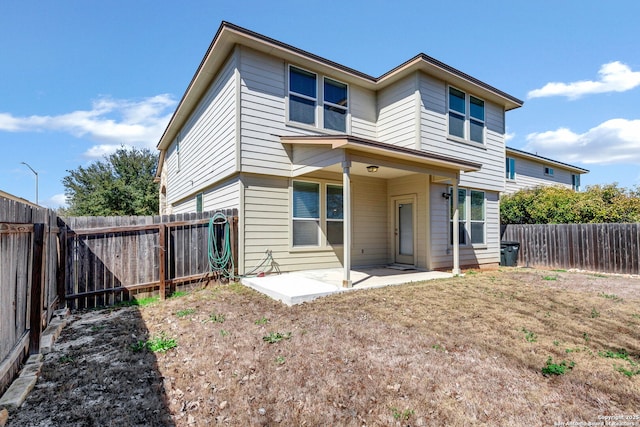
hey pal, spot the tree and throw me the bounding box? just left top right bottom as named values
left=500, top=184, right=640, bottom=224
left=62, top=147, right=159, bottom=216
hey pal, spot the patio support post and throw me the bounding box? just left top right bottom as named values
left=342, top=159, right=352, bottom=288
left=452, top=174, right=461, bottom=275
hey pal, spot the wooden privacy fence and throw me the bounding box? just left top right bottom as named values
left=0, top=198, right=61, bottom=397
left=62, top=210, right=238, bottom=309
left=502, top=223, right=640, bottom=274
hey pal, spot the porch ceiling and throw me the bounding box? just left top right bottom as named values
left=281, top=134, right=481, bottom=179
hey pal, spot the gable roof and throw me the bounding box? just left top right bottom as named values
left=506, top=147, right=589, bottom=174
left=157, top=21, right=524, bottom=150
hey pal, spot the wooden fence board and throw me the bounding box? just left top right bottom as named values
left=61, top=210, right=237, bottom=309
left=1, top=197, right=63, bottom=396
left=503, top=223, right=640, bottom=275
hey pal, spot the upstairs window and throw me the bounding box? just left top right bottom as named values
left=323, top=78, right=348, bottom=132
left=506, top=157, right=516, bottom=180
left=288, top=66, right=348, bottom=132
left=448, top=88, right=466, bottom=139
left=544, top=166, right=554, bottom=176
left=448, top=87, right=485, bottom=144
left=289, top=67, right=317, bottom=125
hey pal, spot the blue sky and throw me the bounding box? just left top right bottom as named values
left=2, top=1, right=639, bottom=208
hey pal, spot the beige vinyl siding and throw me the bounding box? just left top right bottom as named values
left=165, top=52, right=237, bottom=206
left=171, top=197, right=197, bottom=214
left=377, top=76, right=417, bottom=149
left=429, top=182, right=450, bottom=269
left=241, top=174, right=342, bottom=274
left=238, top=47, right=291, bottom=176
left=202, top=176, right=241, bottom=211
left=387, top=174, right=430, bottom=268
left=352, top=175, right=388, bottom=266
left=171, top=176, right=240, bottom=215
left=350, top=85, right=377, bottom=139
left=504, top=156, right=575, bottom=194
left=418, top=72, right=505, bottom=192
left=429, top=183, right=500, bottom=269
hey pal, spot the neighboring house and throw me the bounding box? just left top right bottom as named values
left=504, top=147, right=589, bottom=194
left=0, top=189, right=39, bottom=207
left=155, top=21, right=525, bottom=284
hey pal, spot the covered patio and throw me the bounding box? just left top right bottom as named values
left=281, top=135, right=481, bottom=285
left=241, top=266, right=453, bottom=306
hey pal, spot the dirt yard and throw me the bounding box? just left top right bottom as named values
left=5, top=268, right=640, bottom=426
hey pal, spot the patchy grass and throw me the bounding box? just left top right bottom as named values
left=7, top=269, right=640, bottom=426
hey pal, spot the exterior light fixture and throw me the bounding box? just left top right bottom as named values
left=366, top=165, right=379, bottom=173
left=442, top=192, right=451, bottom=199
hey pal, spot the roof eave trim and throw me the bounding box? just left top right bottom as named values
left=506, top=147, right=589, bottom=173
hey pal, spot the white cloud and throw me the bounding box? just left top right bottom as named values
left=45, top=193, right=69, bottom=209
left=0, top=94, right=176, bottom=159
left=505, top=131, right=515, bottom=142
left=527, top=61, right=640, bottom=99
left=525, top=118, right=640, bottom=165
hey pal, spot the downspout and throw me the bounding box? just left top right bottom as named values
left=342, top=159, right=352, bottom=287
left=452, top=173, right=461, bottom=275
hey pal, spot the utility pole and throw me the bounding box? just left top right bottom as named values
left=21, top=161, right=38, bottom=205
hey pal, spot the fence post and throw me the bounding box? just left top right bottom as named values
left=29, top=223, right=45, bottom=354
left=56, top=221, right=67, bottom=307
left=158, top=224, right=166, bottom=300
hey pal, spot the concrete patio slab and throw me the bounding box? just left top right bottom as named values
left=241, top=267, right=453, bottom=305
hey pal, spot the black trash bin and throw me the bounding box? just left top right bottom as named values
left=500, top=241, right=520, bottom=266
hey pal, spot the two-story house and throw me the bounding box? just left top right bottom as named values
left=155, top=22, right=524, bottom=285
left=504, top=147, right=589, bottom=194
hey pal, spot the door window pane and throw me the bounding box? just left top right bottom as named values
left=399, top=203, right=414, bottom=255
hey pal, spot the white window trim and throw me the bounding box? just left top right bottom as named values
left=447, top=85, right=486, bottom=146
left=290, top=179, right=344, bottom=251
left=286, top=64, right=350, bottom=134
left=449, top=187, right=486, bottom=248
left=544, top=166, right=554, bottom=176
